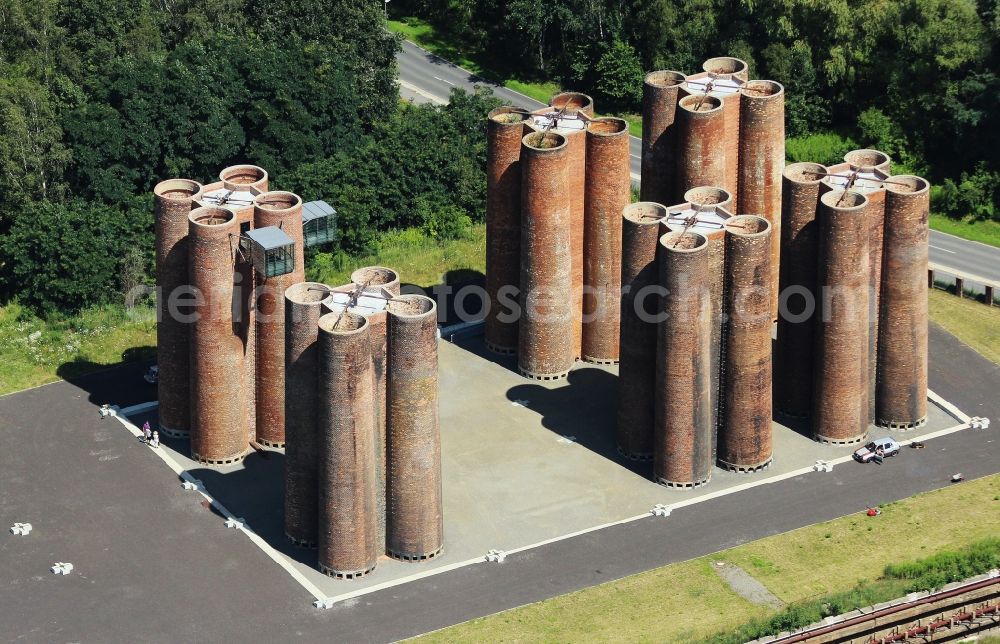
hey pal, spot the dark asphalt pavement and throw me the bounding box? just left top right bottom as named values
left=1, top=324, right=997, bottom=642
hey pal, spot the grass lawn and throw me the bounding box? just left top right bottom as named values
left=0, top=226, right=485, bottom=397
left=0, top=302, right=157, bottom=396
left=308, top=225, right=485, bottom=289
left=423, top=558, right=773, bottom=643
left=420, top=475, right=1000, bottom=642
left=928, top=288, right=1000, bottom=365
left=930, top=213, right=1000, bottom=249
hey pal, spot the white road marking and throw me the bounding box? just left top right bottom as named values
left=112, top=403, right=329, bottom=604
left=930, top=245, right=956, bottom=254
left=115, top=394, right=976, bottom=609
left=398, top=79, right=448, bottom=105
left=433, top=76, right=455, bottom=86
left=928, top=388, right=971, bottom=423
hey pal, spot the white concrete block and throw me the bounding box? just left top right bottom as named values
left=224, top=517, right=246, bottom=530
left=813, top=460, right=833, bottom=472
left=485, top=549, right=507, bottom=563
left=50, top=562, right=73, bottom=575
left=10, top=522, right=32, bottom=536
left=651, top=504, right=672, bottom=517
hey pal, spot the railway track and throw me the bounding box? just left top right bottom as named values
left=755, top=571, right=1000, bottom=643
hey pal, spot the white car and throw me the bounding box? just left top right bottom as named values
left=853, top=437, right=901, bottom=463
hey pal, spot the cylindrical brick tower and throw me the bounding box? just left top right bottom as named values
left=703, top=56, right=750, bottom=82
left=253, top=191, right=306, bottom=448
left=386, top=295, right=444, bottom=561
left=518, top=131, right=574, bottom=380
left=188, top=207, right=247, bottom=464
left=582, top=117, right=630, bottom=364
left=284, top=281, right=329, bottom=548
left=549, top=93, right=592, bottom=359
left=774, top=163, right=826, bottom=419
left=844, top=149, right=892, bottom=174
left=323, top=284, right=392, bottom=553
left=738, top=80, right=785, bottom=318
left=641, top=71, right=686, bottom=205
left=346, top=271, right=399, bottom=492
left=664, top=201, right=730, bottom=452
left=317, top=311, right=379, bottom=579
left=876, top=176, right=930, bottom=429
left=485, top=107, right=529, bottom=355
left=840, top=156, right=891, bottom=423
left=813, top=190, right=870, bottom=444
left=351, top=266, right=401, bottom=297
left=654, top=230, right=713, bottom=487
left=681, top=74, right=742, bottom=203
left=719, top=216, right=773, bottom=472
left=618, top=202, right=668, bottom=460
left=684, top=186, right=733, bottom=211
left=154, top=178, right=203, bottom=439
left=549, top=91, right=594, bottom=117
left=220, top=164, right=269, bottom=192
left=676, top=95, right=727, bottom=197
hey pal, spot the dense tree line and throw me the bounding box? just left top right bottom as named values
left=398, top=0, right=1000, bottom=220
left=0, top=0, right=497, bottom=314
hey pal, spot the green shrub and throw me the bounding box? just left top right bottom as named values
left=0, top=198, right=152, bottom=315
left=786, top=132, right=857, bottom=166
left=706, top=537, right=1000, bottom=643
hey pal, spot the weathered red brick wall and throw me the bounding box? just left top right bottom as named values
left=518, top=132, right=574, bottom=380
left=676, top=95, right=727, bottom=197
left=774, top=163, right=826, bottom=419
left=738, top=80, right=785, bottom=318
left=317, top=311, right=379, bottom=578
left=582, top=117, right=630, bottom=364
left=549, top=91, right=594, bottom=117
left=844, top=149, right=891, bottom=174
left=684, top=186, right=733, bottom=211
left=719, top=216, right=773, bottom=471
left=665, top=204, right=728, bottom=458
left=188, top=207, right=248, bottom=464
left=617, top=203, right=668, bottom=460
left=549, top=92, right=593, bottom=359
left=283, top=281, right=328, bottom=548
left=682, top=71, right=742, bottom=204
left=386, top=295, right=444, bottom=561
left=813, top=190, right=870, bottom=444
left=220, top=164, right=268, bottom=192
left=654, top=230, right=714, bottom=487
left=485, top=107, right=528, bottom=355
left=351, top=266, right=401, bottom=297
left=703, top=56, right=749, bottom=81
left=640, top=71, right=685, bottom=205
left=843, top=152, right=893, bottom=424
left=154, top=178, right=202, bottom=438
left=876, top=176, right=929, bottom=429
left=253, top=191, right=306, bottom=448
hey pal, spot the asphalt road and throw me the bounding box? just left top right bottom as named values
left=396, top=39, right=1000, bottom=283
left=2, top=325, right=997, bottom=642
left=397, top=40, right=643, bottom=181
